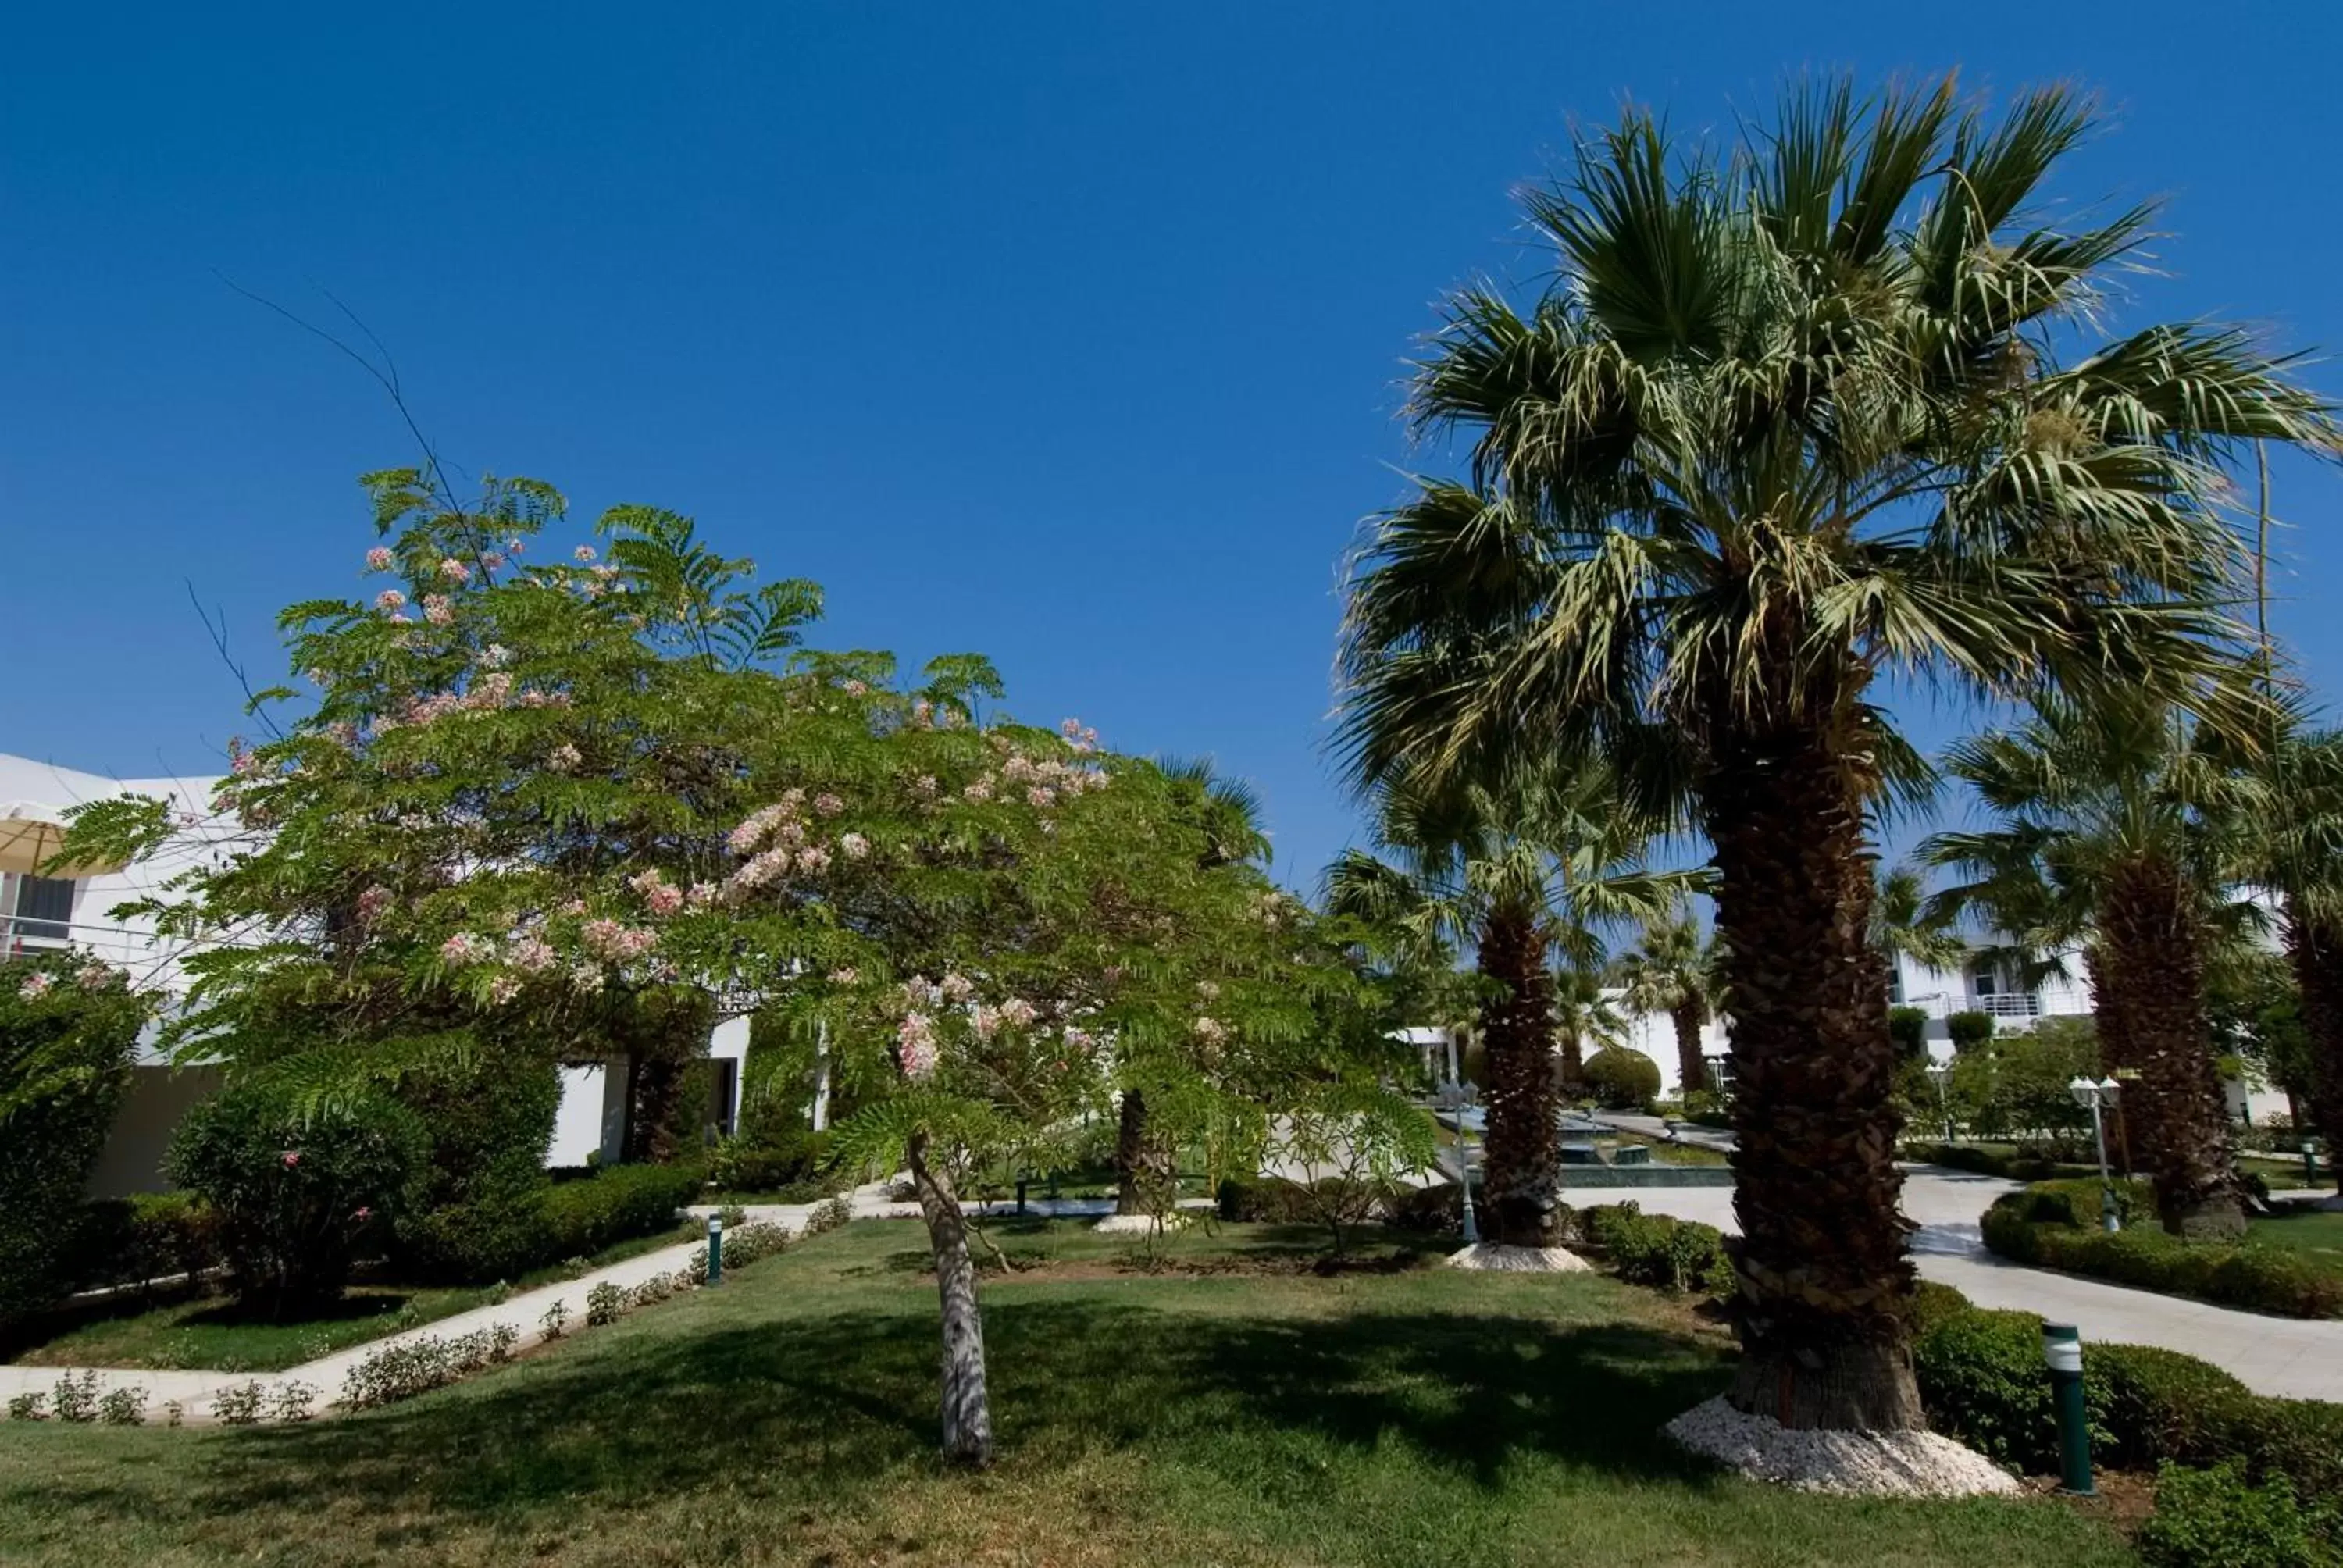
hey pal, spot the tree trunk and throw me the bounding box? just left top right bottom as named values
left=1476, top=907, right=1564, bottom=1247
left=1555, top=1024, right=1585, bottom=1097
left=1112, top=1090, right=1171, bottom=1217
left=1704, top=707, right=1923, bottom=1432
left=2096, top=860, right=2245, bottom=1238
left=623, top=1051, right=687, bottom=1165
left=2284, top=908, right=2343, bottom=1197
left=908, top=1131, right=993, bottom=1466
left=1671, top=1000, right=1709, bottom=1097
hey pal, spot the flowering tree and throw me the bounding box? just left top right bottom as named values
left=712, top=692, right=1420, bottom=1465
left=62, top=470, right=823, bottom=1153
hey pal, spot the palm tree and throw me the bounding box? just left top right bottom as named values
left=2240, top=715, right=2343, bottom=1194
left=1925, top=691, right=2266, bottom=1236
left=1611, top=903, right=1724, bottom=1096
left=1872, top=864, right=1965, bottom=979
left=1325, top=764, right=1683, bottom=1247
left=1335, top=77, right=2336, bottom=1427
left=1552, top=953, right=1631, bottom=1091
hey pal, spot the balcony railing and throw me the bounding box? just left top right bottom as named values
left=1969, top=992, right=2041, bottom=1019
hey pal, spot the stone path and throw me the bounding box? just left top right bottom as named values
left=1560, top=1165, right=2343, bottom=1403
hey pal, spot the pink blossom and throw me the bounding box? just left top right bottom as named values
left=375, top=589, right=407, bottom=611
left=827, top=967, right=859, bottom=985
left=581, top=918, right=626, bottom=959
left=841, top=679, right=868, bottom=697
left=231, top=750, right=264, bottom=778
left=281, top=1151, right=301, bottom=1169
left=963, top=778, right=994, bottom=804
left=366, top=546, right=395, bottom=572
left=574, top=544, right=597, bottom=563
left=686, top=882, right=719, bottom=908
left=507, top=935, right=556, bottom=973
left=482, top=552, right=505, bottom=571
left=351, top=1206, right=373, bottom=1222
left=423, top=594, right=455, bottom=626
left=389, top=610, right=412, bottom=624
left=507, top=536, right=526, bottom=555
left=813, top=793, right=845, bottom=818
left=568, top=964, right=604, bottom=994
left=615, top=927, right=658, bottom=960
left=17, top=973, right=53, bottom=1000
left=1061, top=718, right=1082, bottom=738
left=644, top=884, right=683, bottom=916
left=438, top=557, right=471, bottom=583
left=440, top=932, right=492, bottom=967
left=75, top=964, right=116, bottom=989
left=998, top=997, right=1038, bottom=1028
left=627, top=868, right=668, bottom=895
left=1026, top=786, right=1056, bottom=809
left=487, top=974, right=522, bottom=1005
left=972, top=1003, right=1002, bottom=1039
left=548, top=743, right=583, bottom=773
left=591, top=564, right=619, bottom=582
left=794, top=845, right=832, bottom=875
left=355, top=886, right=393, bottom=922
left=480, top=643, right=512, bottom=669
left=562, top=899, right=588, bottom=916
left=897, top=1013, right=939, bottom=1079
left=839, top=832, right=870, bottom=860
left=940, top=973, right=976, bottom=1004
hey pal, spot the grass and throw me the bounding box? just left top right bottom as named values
left=2246, top=1205, right=2343, bottom=1274
left=5, top=1221, right=703, bottom=1373
left=0, top=1217, right=2139, bottom=1567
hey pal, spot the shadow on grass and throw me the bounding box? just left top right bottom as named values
left=50, top=1288, right=1729, bottom=1529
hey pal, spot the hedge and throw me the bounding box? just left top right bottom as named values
left=1578, top=1048, right=1662, bottom=1112
left=1981, top=1179, right=2343, bottom=1319
left=1913, top=1283, right=2343, bottom=1513
left=1906, top=1142, right=2091, bottom=1183
left=69, top=1192, right=223, bottom=1294
left=1579, top=1201, right=1733, bottom=1296
left=401, top=1162, right=703, bottom=1284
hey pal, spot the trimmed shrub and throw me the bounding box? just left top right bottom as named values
left=389, top=1049, right=561, bottom=1282
left=708, top=1122, right=833, bottom=1196
left=166, top=1083, right=426, bottom=1319
left=1945, top=1010, right=1995, bottom=1051
left=2138, top=1461, right=2339, bottom=1568
left=1913, top=1305, right=2065, bottom=1470
left=1888, top=1007, right=1930, bottom=1057
left=1578, top=1048, right=1663, bottom=1112
left=1, top=956, right=143, bottom=1331
left=1982, top=1181, right=2343, bottom=1319
left=536, top=1163, right=700, bottom=1258
left=69, top=1191, right=222, bottom=1293
left=2089, top=1342, right=2251, bottom=1472
left=1383, top=1180, right=1463, bottom=1234
left=1579, top=1202, right=1733, bottom=1296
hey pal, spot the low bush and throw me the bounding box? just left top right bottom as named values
left=1912, top=1304, right=2064, bottom=1470
left=1981, top=1181, right=2343, bottom=1319
left=1, top=955, right=144, bottom=1331
left=70, top=1191, right=223, bottom=1293
left=708, top=1123, right=833, bottom=1196
left=1383, top=1181, right=1462, bottom=1234
left=1906, top=1142, right=2083, bottom=1182
left=166, top=1082, right=426, bottom=1320
left=1578, top=1048, right=1663, bottom=1112
left=2138, top=1461, right=2341, bottom=1568
left=537, top=1163, right=701, bottom=1256
left=1579, top=1202, right=1733, bottom=1297
left=388, top=1049, right=562, bottom=1282
left=398, top=1162, right=702, bottom=1285
left=1945, top=1010, right=1995, bottom=1051
left=1888, top=1006, right=1930, bottom=1057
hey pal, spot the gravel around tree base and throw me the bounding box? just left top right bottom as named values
left=1442, top=1243, right=1592, bottom=1273
left=1665, top=1396, right=2021, bottom=1497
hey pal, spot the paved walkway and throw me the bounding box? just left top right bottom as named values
left=1560, top=1164, right=2343, bottom=1403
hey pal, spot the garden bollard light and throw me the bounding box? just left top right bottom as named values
left=2042, top=1323, right=2094, bottom=1496
left=706, top=1213, right=723, bottom=1285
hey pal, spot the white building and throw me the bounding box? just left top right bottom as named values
left=2, top=750, right=750, bottom=1196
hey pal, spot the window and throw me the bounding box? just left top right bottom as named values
left=3, top=875, right=74, bottom=946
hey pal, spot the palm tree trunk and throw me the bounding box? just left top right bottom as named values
left=1671, top=1000, right=1709, bottom=1096
left=2096, top=860, right=2244, bottom=1238
left=1477, top=907, right=1564, bottom=1247
left=908, top=1131, right=993, bottom=1465
left=1112, top=1090, right=1168, bottom=1217
left=2284, top=908, right=2343, bottom=1197
left=1705, top=713, right=1922, bottom=1432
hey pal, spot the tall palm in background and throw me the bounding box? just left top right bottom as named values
left=2240, top=715, right=2343, bottom=1193
left=1925, top=693, right=2265, bottom=1235
left=1336, top=77, right=2335, bottom=1426
left=1324, top=764, right=1682, bottom=1246
left=1551, top=955, right=1631, bottom=1089
left=1612, top=902, right=1724, bottom=1096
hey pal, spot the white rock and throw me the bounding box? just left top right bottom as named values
left=1093, top=1212, right=1176, bottom=1235
left=1664, top=1395, right=2020, bottom=1498
left=1442, top=1243, right=1592, bottom=1273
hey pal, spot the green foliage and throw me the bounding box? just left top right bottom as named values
left=1945, top=1011, right=1996, bottom=1052
left=533, top=1164, right=701, bottom=1260
left=708, top=1122, right=833, bottom=1197
left=1580, top=1202, right=1733, bottom=1297
left=166, top=1082, right=425, bottom=1318
left=2138, top=1461, right=2341, bottom=1568
left=0, top=956, right=146, bottom=1330
left=402, top=1163, right=701, bottom=1285
left=387, top=1047, right=561, bottom=1282
left=1982, top=1181, right=2343, bottom=1317
left=1937, top=1017, right=2102, bottom=1150
left=67, top=1192, right=222, bottom=1294
left=1578, top=1047, right=1662, bottom=1112
left=1888, top=1007, right=1930, bottom=1057
left=1913, top=1304, right=2063, bottom=1470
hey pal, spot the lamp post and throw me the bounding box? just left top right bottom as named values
left=1436, top=1081, right=1480, bottom=1245
left=2069, top=1076, right=2124, bottom=1232
left=1926, top=1058, right=1954, bottom=1144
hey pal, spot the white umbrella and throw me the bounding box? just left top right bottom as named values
left=0, top=800, right=129, bottom=878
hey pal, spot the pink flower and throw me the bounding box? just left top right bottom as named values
left=841, top=679, right=868, bottom=696
left=281, top=1151, right=301, bottom=1169
left=963, top=779, right=994, bottom=804
left=423, top=594, right=455, bottom=625
left=828, top=967, right=859, bottom=985
left=440, top=932, right=491, bottom=967
left=487, top=974, right=521, bottom=1005
left=813, top=793, right=845, bottom=818
left=17, top=973, right=53, bottom=1000
left=507, top=935, right=556, bottom=973
left=686, top=882, right=719, bottom=908
left=76, top=964, right=116, bottom=989
left=480, top=643, right=512, bottom=669
left=839, top=832, right=870, bottom=860
left=351, top=1206, right=373, bottom=1223
left=365, top=546, right=394, bottom=572
left=568, top=964, right=604, bottom=994
left=375, top=589, right=407, bottom=611
left=794, top=845, right=832, bottom=875
left=482, top=551, right=505, bottom=571
left=998, top=997, right=1038, bottom=1028
left=1026, top=786, right=1056, bottom=809
left=355, top=886, right=393, bottom=922
left=438, top=557, right=471, bottom=583
left=897, top=1013, right=938, bottom=1079
left=389, top=610, right=412, bottom=624
left=940, top=973, right=975, bottom=1003
left=644, top=884, right=683, bottom=916
left=231, top=750, right=264, bottom=778
left=574, top=544, right=597, bottom=563
left=548, top=743, right=583, bottom=773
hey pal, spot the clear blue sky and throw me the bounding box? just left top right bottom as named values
left=5, top=2, right=2339, bottom=886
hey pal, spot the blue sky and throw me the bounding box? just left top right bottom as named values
left=5, top=2, right=2339, bottom=887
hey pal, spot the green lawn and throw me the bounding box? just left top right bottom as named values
left=5, top=1222, right=704, bottom=1373
left=2247, top=1205, right=2343, bottom=1274
left=0, top=1218, right=2138, bottom=1567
